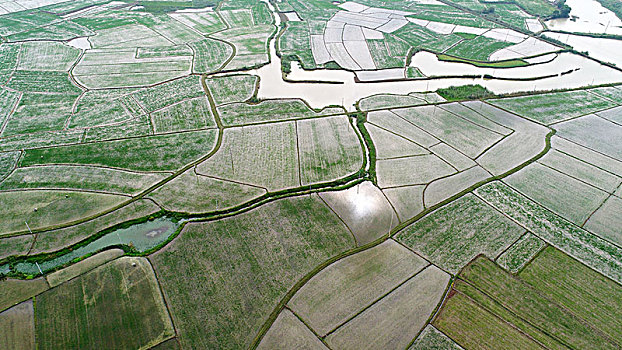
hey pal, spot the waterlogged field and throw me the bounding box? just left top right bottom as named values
left=0, top=0, right=621, bottom=348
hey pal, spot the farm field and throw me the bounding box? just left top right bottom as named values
left=0, top=0, right=621, bottom=348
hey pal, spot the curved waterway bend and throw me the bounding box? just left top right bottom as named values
left=247, top=0, right=622, bottom=110
left=2, top=217, right=181, bottom=277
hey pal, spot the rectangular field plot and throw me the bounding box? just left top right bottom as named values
left=326, top=266, right=450, bottom=350
left=169, top=10, right=226, bottom=35
left=88, top=24, right=171, bottom=49
left=0, top=278, right=48, bottom=312
left=74, top=49, right=192, bottom=89
left=554, top=114, right=622, bottom=161
left=149, top=169, right=266, bottom=214
left=489, top=90, right=617, bottom=125
left=298, top=116, right=363, bottom=184
left=393, top=105, right=503, bottom=158
left=551, top=136, right=622, bottom=177
left=21, top=129, right=218, bottom=172
left=7, top=70, right=81, bottom=94
left=219, top=9, right=254, bottom=27
left=0, top=235, right=33, bottom=260
left=0, top=190, right=126, bottom=235
left=519, top=246, right=622, bottom=343
left=367, top=110, right=439, bottom=147
left=46, top=249, right=125, bottom=288
left=505, top=162, right=609, bottom=225
left=435, top=282, right=551, bottom=350
left=539, top=149, right=621, bottom=193
left=150, top=196, right=354, bottom=349
left=0, top=165, right=167, bottom=195
left=358, top=93, right=427, bottom=111
left=213, top=25, right=274, bottom=70
left=445, top=35, right=513, bottom=61
left=289, top=240, right=427, bottom=336
left=217, top=99, right=335, bottom=126
left=152, top=97, right=216, bottom=133
left=367, top=123, right=428, bottom=160
left=475, top=181, right=622, bottom=284
left=197, top=122, right=299, bottom=191
left=206, top=74, right=258, bottom=106
left=585, top=196, right=622, bottom=246
left=496, top=233, right=545, bottom=273
left=132, top=75, right=204, bottom=113
left=17, top=41, right=80, bottom=71
left=1, top=92, right=77, bottom=137
left=0, top=300, right=34, bottom=350
left=396, top=194, right=524, bottom=274
left=376, top=154, right=456, bottom=188
left=35, top=257, right=175, bottom=350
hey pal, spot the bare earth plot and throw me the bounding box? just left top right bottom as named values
left=0, top=300, right=34, bottom=350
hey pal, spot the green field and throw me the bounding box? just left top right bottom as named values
left=35, top=257, right=175, bottom=349
left=396, top=194, right=524, bottom=273
left=435, top=249, right=622, bottom=349
left=151, top=196, right=354, bottom=349
left=490, top=91, right=618, bottom=125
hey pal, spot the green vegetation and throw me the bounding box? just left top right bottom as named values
left=206, top=74, right=258, bottom=105
left=151, top=196, right=354, bottom=349
left=297, top=116, right=363, bottom=185
left=21, top=130, right=218, bottom=172
left=0, top=278, right=48, bottom=312
left=490, top=90, right=617, bottom=125
left=396, top=194, right=524, bottom=273
left=0, top=190, right=126, bottom=235
left=496, top=233, right=546, bottom=273
left=189, top=39, right=234, bottom=73
left=445, top=36, right=514, bottom=61
left=151, top=97, right=216, bottom=133
left=35, top=257, right=174, bottom=349
left=475, top=181, right=622, bottom=284
left=438, top=54, right=529, bottom=68
left=279, top=22, right=316, bottom=69
left=439, top=252, right=622, bottom=349
left=436, top=84, right=497, bottom=101
left=409, top=325, right=463, bottom=350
